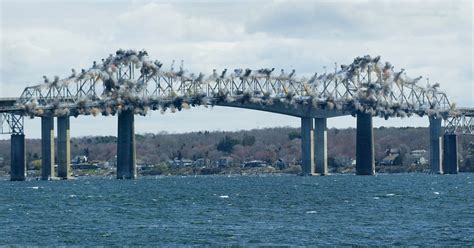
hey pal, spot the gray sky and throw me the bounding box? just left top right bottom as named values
left=1, top=0, right=472, bottom=138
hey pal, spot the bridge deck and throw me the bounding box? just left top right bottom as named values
left=1, top=97, right=471, bottom=118
left=0, top=98, right=20, bottom=112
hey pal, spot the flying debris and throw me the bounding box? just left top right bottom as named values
left=393, top=69, right=405, bottom=83
left=70, top=69, right=77, bottom=78
left=52, top=76, right=59, bottom=86
left=175, top=60, right=186, bottom=77
left=243, top=69, right=252, bottom=77
left=426, top=82, right=440, bottom=92
left=211, top=69, right=218, bottom=80
left=373, top=56, right=381, bottom=63
left=195, top=73, right=205, bottom=83
left=307, top=73, right=318, bottom=84
left=170, top=60, right=175, bottom=72
left=220, top=69, right=227, bottom=79
left=154, top=60, right=163, bottom=68
left=234, top=69, right=243, bottom=77
left=257, top=68, right=275, bottom=77
left=279, top=69, right=286, bottom=78
left=288, top=69, right=296, bottom=79
left=43, top=76, right=50, bottom=84
left=138, top=50, right=148, bottom=59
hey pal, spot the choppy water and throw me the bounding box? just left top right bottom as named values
left=0, top=173, right=473, bottom=246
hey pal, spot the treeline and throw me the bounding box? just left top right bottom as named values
left=0, top=126, right=473, bottom=172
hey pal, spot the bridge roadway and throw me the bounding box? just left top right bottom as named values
left=1, top=97, right=470, bottom=181
left=0, top=98, right=19, bottom=112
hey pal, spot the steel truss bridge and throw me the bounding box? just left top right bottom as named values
left=0, top=50, right=472, bottom=180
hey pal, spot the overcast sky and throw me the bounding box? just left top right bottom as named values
left=0, top=0, right=472, bottom=139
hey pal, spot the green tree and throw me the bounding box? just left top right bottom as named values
left=241, top=134, right=256, bottom=146
left=288, top=131, right=301, bottom=140
left=217, top=136, right=240, bottom=153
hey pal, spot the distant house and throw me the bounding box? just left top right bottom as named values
left=99, top=161, right=113, bottom=169
left=172, top=159, right=193, bottom=167
left=242, top=160, right=267, bottom=168
left=138, top=162, right=155, bottom=172
left=108, top=156, right=117, bottom=167
left=71, top=155, right=88, bottom=164
left=193, top=158, right=212, bottom=168
left=406, top=149, right=428, bottom=165
left=215, top=157, right=234, bottom=168
left=72, top=163, right=98, bottom=170
left=380, top=148, right=402, bottom=166
left=275, top=159, right=288, bottom=170
left=331, top=156, right=355, bottom=167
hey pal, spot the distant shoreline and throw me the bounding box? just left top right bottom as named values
left=1, top=169, right=472, bottom=181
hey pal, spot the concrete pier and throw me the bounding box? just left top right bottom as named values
left=57, top=116, right=71, bottom=179
left=429, top=117, right=443, bottom=174
left=301, top=117, right=314, bottom=176
left=356, top=112, right=375, bottom=175
left=10, top=134, right=26, bottom=181
left=314, top=118, right=328, bottom=175
left=117, top=109, right=137, bottom=179
left=41, top=115, right=55, bottom=180
left=442, top=133, right=458, bottom=174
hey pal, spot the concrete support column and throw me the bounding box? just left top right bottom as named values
left=443, top=133, right=458, bottom=174
left=117, top=109, right=136, bottom=179
left=301, top=117, right=314, bottom=176
left=41, top=115, right=55, bottom=180
left=57, top=116, right=71, bottom=179
left=429, top=117, right=443, bottom=174
left=314, top=118, right=328, bottom=175
left=356, top=112, right=375, bottom=175
left=10, top=134, right=26, bottom=181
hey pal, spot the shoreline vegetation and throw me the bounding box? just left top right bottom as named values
left=0, top=126, right=473, bottom=177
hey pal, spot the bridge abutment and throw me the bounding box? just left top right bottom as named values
left=301, top=117, right=314, bottom=176
left=57, top=116, right=71, bottom=179
left=10, top=134, right=26, bottom=181
left=356, top=112, right=375, bottom=175
left=429, top=117, right=443, bottom=174
left=442, top=133, right=458, bottom=174
left=117, top=109, right=137, bottom=179
left=41, top=115, right=55, bottom=180
left=314, top=118, right=328, bottom=175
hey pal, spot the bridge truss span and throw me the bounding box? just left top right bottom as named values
left=0, top=113, right=24, bottom=135
left=15, top=50, right=453, bottom=120
left=445, top=108, right=474, bottom=135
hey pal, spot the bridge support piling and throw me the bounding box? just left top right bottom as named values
left=57, top=116, right=71, bottom=179
left=117, top=109, right=136, bottom=179
left=10, top=134, right=26, bottom=181
left=301, top=117, right=314, bottom=176
left=429, top=117, right=443, bottom=174
left=314, top=118, right=328, bottom=175
left=442, top=133, right=458, bottom=174
left=41, top=115, right=55, bottom=180
left=356, top=112, right=375, bottom=175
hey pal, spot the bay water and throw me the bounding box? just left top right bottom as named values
left=0, top=173, right=473, bottom=246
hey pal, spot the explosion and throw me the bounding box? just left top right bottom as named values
left=16, top=50, right=453, bottom=120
